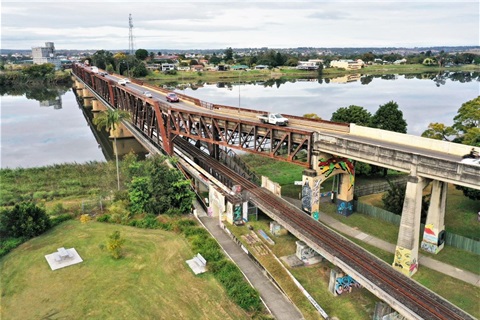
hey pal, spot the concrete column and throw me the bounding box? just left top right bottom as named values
left=82, top=88, right=92, bottom=98
left=393, top=175, right=427, bottom=276
left=83, top=97, right=93, bottom=108
left=92, top=99, right=107, bottom=112
left=336, top=173, right=354, bottom=216
left=74, top=80, right=84, bottom=89
left=421, top=180, right=447, bottom=254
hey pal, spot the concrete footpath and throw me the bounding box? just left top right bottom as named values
left=283, top=197, right=480, bottom=287
left=194, top=202, right=304, bottom=320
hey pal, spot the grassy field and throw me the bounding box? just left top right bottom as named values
left=0, top=220, right=251, bottom=320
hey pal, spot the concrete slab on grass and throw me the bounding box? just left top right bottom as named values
left=45, top=248, right=83, bottom=271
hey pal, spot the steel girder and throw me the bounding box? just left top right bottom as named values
left=72, top=64, right=312, bottom=166
left=166, top=108, right=312, bottom=167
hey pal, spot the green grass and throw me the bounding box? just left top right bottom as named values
left=345, top=237, right=480, bottom=319
left=228, top=217, right=479, bottom=319
left=0, top=220, right=250, bottom=320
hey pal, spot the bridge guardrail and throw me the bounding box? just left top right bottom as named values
left=314, top=132, right=480, bottom=190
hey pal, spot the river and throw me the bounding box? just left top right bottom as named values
left=1, top=71, right=478, bottom=169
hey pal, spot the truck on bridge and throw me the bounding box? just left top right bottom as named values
left=257, top=113, right=289, bottom=126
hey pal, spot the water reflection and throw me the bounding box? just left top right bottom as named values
left=159, top=71, right=479, bottom=90
left=0, top=83, right=148, bottom=168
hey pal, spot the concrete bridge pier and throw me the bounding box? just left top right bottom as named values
left=92, top=99, right=107, bottom=112
left=83, top=97, right=94, bottom=108
left=73, top=80, right=84, bottom=90
left=393, top=175, right=428, bottom=277
left=421, top=180, right=447, bottom=254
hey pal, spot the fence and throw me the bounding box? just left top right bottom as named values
left=80, top=198, right=110, bottom=216
left=354, top=176, right=408, bottom=197
left=355, top=201, right=480, bottom=254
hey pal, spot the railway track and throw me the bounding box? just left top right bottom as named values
left=174, top=137, right=475, bottom=320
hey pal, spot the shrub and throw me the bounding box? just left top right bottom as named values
left=50, top=213, right=73, bottom=227
left=107, top=230, right=125, bottom=259
left=0, top=237, right=24, bottom=258
left=0, top=202, right=51, bottom=239
left=97, top=214, right=111, bottom=223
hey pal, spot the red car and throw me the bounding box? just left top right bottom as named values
left=166, top=92, right=179, bottom=103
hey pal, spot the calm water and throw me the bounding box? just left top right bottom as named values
left=181, top=73, right=480, bottom=136
left=1, top=72, right=478, bottom=168
left=1, top=89, right=105, bottom=169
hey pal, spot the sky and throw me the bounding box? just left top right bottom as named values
left=1, top=1, right=479, bottom=51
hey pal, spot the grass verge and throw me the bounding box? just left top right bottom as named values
left=0, top=220, right=251, bottom=320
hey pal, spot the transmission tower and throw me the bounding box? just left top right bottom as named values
left=128, top=14, right=135, bottom=55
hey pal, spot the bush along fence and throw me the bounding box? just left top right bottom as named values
left=355, top=201, right=480, bottom=254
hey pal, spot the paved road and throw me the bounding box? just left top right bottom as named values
left=194, top=202, right=304, bottom=320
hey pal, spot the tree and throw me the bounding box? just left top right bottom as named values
left=382, top=181, right=429, bottom=223
left=93, top=109, right=131, bottom=190
left=132, top=62, right=148, bottom=77
left=144, top=155, right=194, bottom=215
left=107, top=231, right=125, bottom=259
left=370, top=101, right=407, bottom=133
left=90, top=50, right=114, bottom=70
left=135, top=48, right=149, bottom=61
left=224, top=47, right=233, bottom=62
left=421, top=122, right=457, bottom=141
left=453, top=96, right=480, bottom=146
left=0, top=202, right=51, bottom=239
left=331, top=105, right=372, bottom=126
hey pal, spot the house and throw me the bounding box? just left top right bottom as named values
left=161, top=63, right=176, bottom=71
left=393, top=58, right=407, bottom=65
left=231, top=65, right=249, bottom=70
left=190, top=64, right=204, bottom=72
left=330, top=59, right=364, bottom=70
left=254, top=65, right=268, bottom=70
left=297, top=61, right=318, bottom=70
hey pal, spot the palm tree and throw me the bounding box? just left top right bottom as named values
left=93, top=109, right=131, bottom=190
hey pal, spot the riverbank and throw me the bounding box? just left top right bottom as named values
left=143, top=63, right=480, bottom=83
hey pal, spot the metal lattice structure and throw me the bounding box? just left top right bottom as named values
left=128, top=14, right=134, bottom=55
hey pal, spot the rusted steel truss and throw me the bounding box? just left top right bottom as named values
left=167, top=108, right=312, bottom=167
left=72, top=63, right=312, bottom=167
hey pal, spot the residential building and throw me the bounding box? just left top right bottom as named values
left=32, top=42, right=61, bottom=69
left=330, top=59, right=364, bottom=70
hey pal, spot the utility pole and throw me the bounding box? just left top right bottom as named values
left=128, top=14, right=134, bottom=55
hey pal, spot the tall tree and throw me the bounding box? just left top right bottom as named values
left=421, top=122, right=457, bottom=141
left=331, top=105, right=372, bottom=126
left=370, top=101, right=407, bottom=133
left=135, top=48, right=149, bottom=61
left=453, top=96, right=480, bottom=146
left=224, top=47, right=233, bottom=62
left=90, top=50, right=114, bottom=70
left=93, top=109, right=131, bottom=190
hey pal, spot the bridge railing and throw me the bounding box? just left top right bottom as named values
left=314, top=132, right=480, bottom=190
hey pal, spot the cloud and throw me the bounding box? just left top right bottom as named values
left=1, top=1, right=478, bottom=50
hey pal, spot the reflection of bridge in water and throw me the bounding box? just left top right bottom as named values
left=71, top=63, right=478, bottom=320
left=72, top=88, right=148, bottom=162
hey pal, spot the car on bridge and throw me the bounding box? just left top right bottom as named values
left=461, top=158, right=480, bottom=167
left=118, top=78, right=130, bottom=86
left=143, top=91, right=153, bottom=98
left=166, top=92, right=179, bottom=103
